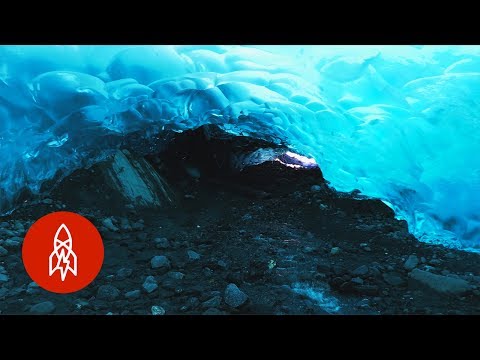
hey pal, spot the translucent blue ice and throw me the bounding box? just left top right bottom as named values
left=1, top=45, right=480, bottom=250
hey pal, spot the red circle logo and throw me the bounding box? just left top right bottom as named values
left=22, top=211, right=104, bottom=294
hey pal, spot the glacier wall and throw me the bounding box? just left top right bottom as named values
left=1, top=45, right=480, bottom=250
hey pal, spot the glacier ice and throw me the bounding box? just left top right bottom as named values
left=1, top=45, right=480, bottom=250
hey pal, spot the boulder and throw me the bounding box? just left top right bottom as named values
left=409, top=269, right=472, bottom=295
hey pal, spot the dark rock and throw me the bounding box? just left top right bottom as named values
left=404, top=255, right=419, bottom=271
left=116, top=268, right=133, bottom=280
left=167, top=271, right=185, bottom=280
left=132, top=221, right=145, bottom=231
left=330, top=247, right=341, bottom=255
left=202, top=296, right=222, bottom=308
left=151, top=305, right=166, bottom=315
left=151, top=255, right=171, bottom=269
left=224, top=283, right=248, bottom=308
left=42, top=198, right=53, bottom=205
left=125, top=290, right=141, bottom=300
left=352, top=265, right=369, bottom=276
left=0, top=246, right=8, bottom=256
left=143, top=276, right=158, bottom=293
left=154, top=237, right=170, bottom=249
left=351, top=277, right=364, bottom=285
left=97, top=285, right=120, bottom=301
left=185, top=297, right=200, bottom=310
left=26, top=282, right=40, bottom=295
left=187, top=250, right=201, bottom=261
left=409, top=269, right=472, bottom=295
left=100, top=149, right=175, bottom=208
left=217, top=260, right=228, bottom=269
left=4, top=237, right=22, bottom=248
left=0, top=274, right=9, bottom=283
left=310, top=184, right=323, bottom=192
left=102, top=218, right=118, bottom=232
left=383, top=272, right=406, bottom=286
left=203, top=308, right=225, bottom=315
left=30, top=301, right=55, bottom=314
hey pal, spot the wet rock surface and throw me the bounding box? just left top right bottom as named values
left=1, top=126, right=479, bottom=315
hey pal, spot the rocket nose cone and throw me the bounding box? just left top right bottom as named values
left=56, top=224, right=71, bottom=241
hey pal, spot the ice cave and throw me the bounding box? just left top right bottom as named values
left=1, top=45, right=480, bottom=250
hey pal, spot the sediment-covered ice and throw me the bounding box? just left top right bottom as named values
left=1, top=45, right=480, bottom=250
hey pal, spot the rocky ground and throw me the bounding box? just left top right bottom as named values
left=1, top=127, right=480, bottom=315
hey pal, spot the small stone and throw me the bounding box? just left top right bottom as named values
left=319, top=204, right=328, bottom=210
left=310, top=185, right=323, bottom=192
left=330, top=247, right=341, bottom=255
left=0, top=288, right=8, bottom=297
left=3, top=238, right=21, bottom=249
left=303, top=246, right=315, bottom=254
left=102, top=218, right=119, bottom=232
left=26, top=282, right=40, bottom=295
left=116, top=268, right=133, bottom=280
left=404, top=255, right=419, bottom=271
left=186, top=297, right=200, bottom=310
left=0, top=246, right=8, bottom=256
left=119, top=218, right=132, bottom=231
left=383, top=272, right=406, bottom=286
left=420, top=257, right=427, bottom=263
left=151, top=255, right=171, bottom=269
left=356, top=298, right=370, bottom=308
left=97, top=285, right=120, bottom=301
left=202, top=296, right=222, bottom=308
left=445, top=252, right=456, bottom=259
left=351, top=277, right=364, bottom=285
left=217, top=260, right=228, bottom=269
left=42, top=198, right=53, bottom=205
left=125, top=290, right=141, bottom=300
left=151, top=305, right=166, bottom=315
left=352, top=265, right=369, bottom=276
left=132, top=222, right=144, bottom=231
left=143, top=276, right=158, bottom=293
left=429, top=259, right=442, bottom=266
left=0, top=274, right=9, bottom=282
left=203, top=308, right=225, bottom=315
left=224, top=283, right=248, bottom=308
left=187, top=250, right=201, bottom=261
left=30, top=301, right=55, bottom=314
left=167, top=271, right=185, bottom=280
left=154, top=237, right=170, bottom=249
left=0, top=266, right=6, bottom=274
left=184, top=194, right=195, bottom=199
left=242, top=214, right=253, bottom=221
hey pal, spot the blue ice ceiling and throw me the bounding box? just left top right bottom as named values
left=1, top=45, right=480, bottom=250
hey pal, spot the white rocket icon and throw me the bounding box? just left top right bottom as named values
left=49, top=224, right=78, bottom=281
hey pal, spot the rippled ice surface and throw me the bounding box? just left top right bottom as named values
left=1, top=45, right=480, bottom=250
